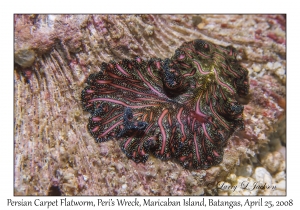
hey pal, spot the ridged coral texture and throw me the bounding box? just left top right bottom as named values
left=14, top=15, right=286, bottom=195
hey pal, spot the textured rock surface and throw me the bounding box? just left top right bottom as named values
left=14, top=14, right=286, bottom=195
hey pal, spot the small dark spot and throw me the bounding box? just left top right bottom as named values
left=48, top=185, right=62, bottom=196
left=192, top=16, right=202, bottom=27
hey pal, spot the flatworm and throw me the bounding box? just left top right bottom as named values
left=81, top=39, right=249, bottom=169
